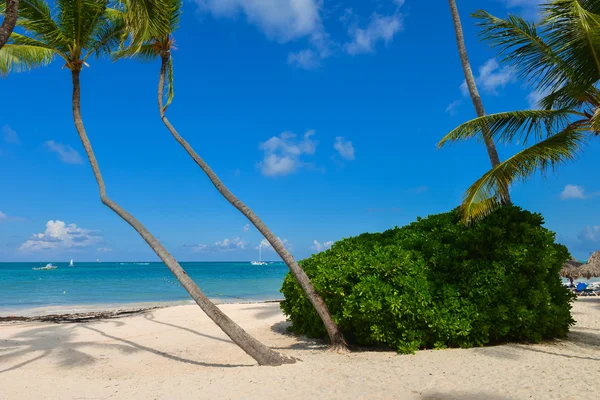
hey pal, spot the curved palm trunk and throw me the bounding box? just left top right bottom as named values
left=157, top=54, right=348, bottom=351
left=448, top=0, right=511, bottom=203
left=0, top=0, right=19, bottom=49
left=70, top=67, right=293, bottom=366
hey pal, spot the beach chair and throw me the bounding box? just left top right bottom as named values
left=576, top=282, right=588, bottom=296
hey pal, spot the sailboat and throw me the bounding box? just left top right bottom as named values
left=250, top=245, right=267, bottom=266
left=69, top=258, right=74, bottom=267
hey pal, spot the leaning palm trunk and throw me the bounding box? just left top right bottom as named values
left=70, top=66, right=293, bottom=366
left=0, top=0, right=18, bottom=49
left=157, top=53, right=348, bottom=351
left=448, top=0, right=511, bottom=203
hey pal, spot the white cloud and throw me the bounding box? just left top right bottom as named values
left=258, top=237, right=292, bottom=251
left=345, top=13, right=403, bottom=55
left=97, top=247, right=112, bottom=253
left=188, top=237, right=246, bottom=252
left=500, top=0, right=542, bottom=18
left=259, top=130, right=318, bottom=177
left=312, top=239, right=334, bottom=252
left=243, top=223, right=250, bottom=232
left=461, top=59, right=515, bottom=97
left=19, top=220, right=102, bottom=253
left=0, top=211, right=6, bottom=220
left=445, top=100, right=462, bottom=116
left=45, top=141, right=83, bottom=164
left=333, top=137, right=355, bottom=160
left=560, top=184, right=586, bottom=200
left=288, top=49, right=321, bottom=70
left=526, top=88, right=552, bottom=109
left=579, top=226, right=600, bottom=242
left=2, top=125, right=20, bottom=144
left=194, top=0, right=323, bottom=43
left=195, top=0, right=404, bottom=69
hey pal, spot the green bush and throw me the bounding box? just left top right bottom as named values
left=281, top=206, right=575, bottom=353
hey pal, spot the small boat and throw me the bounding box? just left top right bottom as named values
left=251, top=245, right=267, bottom=266
left=69, top=258, right=74, bottom=267
left=33, top=263, right=57, bottom=271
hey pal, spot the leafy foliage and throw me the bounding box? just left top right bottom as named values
left=438, top=0, right=600, bottom=223
left=281, top=206, right=575, bottom=353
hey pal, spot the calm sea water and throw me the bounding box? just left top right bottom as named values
left=0, top=262, right=289, bottom=314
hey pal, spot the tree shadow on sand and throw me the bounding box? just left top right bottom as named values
left=0, top=320, right=254, bottom=373
left=143, top=313, right=233, bottom=344
left=241, top=304, right=283, bottom=320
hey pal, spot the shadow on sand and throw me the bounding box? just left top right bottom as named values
left=0, top=318, right=254, bottom=374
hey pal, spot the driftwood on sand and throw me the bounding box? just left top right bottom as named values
left=0, top=307, right=159, bottom=324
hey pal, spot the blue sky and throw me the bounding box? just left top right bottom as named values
left=0, top=0, right=598, bottom=262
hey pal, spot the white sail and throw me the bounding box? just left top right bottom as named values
left=69, top=258, right=74, bottom=267
left=251, top=243, right=267, bottom=265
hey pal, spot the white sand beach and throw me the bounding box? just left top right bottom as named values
left=1, top=299, right=599, bottom=400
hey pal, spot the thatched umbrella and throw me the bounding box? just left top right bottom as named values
left=579, top=251, right=600, bottom=280
left=560, top=258, right=583, bottom=285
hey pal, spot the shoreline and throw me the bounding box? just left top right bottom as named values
left=0, top=298, right=284, bottom=320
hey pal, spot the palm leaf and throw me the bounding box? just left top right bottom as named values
left=472, top=10, right=578, bottom=93
left=461, top=127, right=589, bottom=223
left=0, top=43, right=55, bottom=75
left=438, top=109, right=579, bottom=147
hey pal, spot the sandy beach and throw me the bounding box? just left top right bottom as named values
left=1, top=299, right=599, bottom=400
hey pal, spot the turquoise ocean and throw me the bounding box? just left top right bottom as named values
left=0, top=261, right=289, bottom=315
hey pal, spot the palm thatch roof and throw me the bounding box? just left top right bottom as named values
left=579, top=251, right=600, bottom=279
left=560, top=258, right=583, bottom=280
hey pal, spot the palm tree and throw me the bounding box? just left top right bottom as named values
left=447, top=0, right=511, bottom=204
left=0, top=0, right=18, bottom=49
left=0, top=0, right=293, bottom=366
left=439, top=0, right=600, bottom=223
left=116, top=0, right=349, bottom=351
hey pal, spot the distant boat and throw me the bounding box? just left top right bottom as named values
left=251, top=245, right=267, bottom=266
left=96, top=258, right=100, bottom=263
left=69, top=258, right=74, bottom=267
left=33, top=263, right=57, bottom=271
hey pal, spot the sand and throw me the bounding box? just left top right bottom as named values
left=1, top=299, right=599, bottom=400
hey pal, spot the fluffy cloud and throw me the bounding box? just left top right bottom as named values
left=188, top=237, right=247, bottom=253
left=312, top=239, right=334, bottom=252
left=2, top=125, right=20, bottom=144
left=196, top=0, right=404, bottom=69
left=97, top=247, right=112, bottom=253
left=45, top=141, right=83, bottom=164
left=194, top=0, right=322, bottom=43
left=243, top=223, right=250, bottom=232
left=345, top=13, right=403, bottom=55
left=333, top=137, right=355, bottom=160
left=258, top=130, right=318, bottom=177
left=258, top=237, right=291, bottom=251
left=0, top=211, right=6, bottom=220
left=19, top=220, right=102, bottom=252
left=460, top=59, right=515, bottom=97
left=560, top=184, right=586, bottom=200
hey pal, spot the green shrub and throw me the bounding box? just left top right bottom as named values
left=281, top=206, right=575, bottom=353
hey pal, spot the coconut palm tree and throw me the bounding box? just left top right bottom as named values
left=447, top=0, right=508, bottom=179
left=115, top=0, right=348, bottom=351
left=0, top=0, right=19, bottom=49
left=439, top=0, right=600, bottom=223
left=0, top=0, right=293, bottom=366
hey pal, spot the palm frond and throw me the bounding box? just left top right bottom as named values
left=438, top=109, right=579, bottom=147
left=117, top=0, right=180, bottom=47
left=112, top=41, right=157, bottom=60
left=159, top=55, right=175, bottom=112
left=14, top=0, right=69, bottom=50
left=83, top=10, right=126, bottom=61
left=0, top=43, right=55, bottom=75
left=543, top=0, right=600, bottom=87
left=461, top=127, right=589, bottom=223
left=472, top=10, right=578, bottom=93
